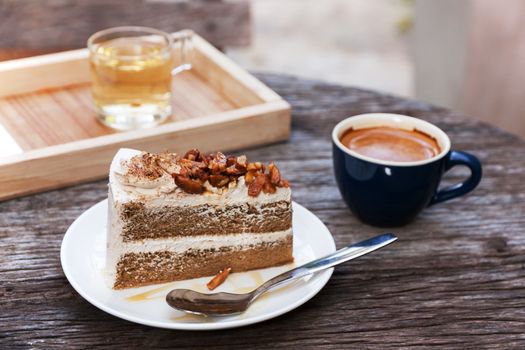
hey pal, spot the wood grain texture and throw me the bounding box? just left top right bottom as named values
left=0, top=48, right=58, bottom=61
left=0, top=71, right=237, bottom=150
left=0, top=34, right=290, bottom=201
left=0, top=0, right=250, bottom=50
left=1, top=74, right=525, bottom=349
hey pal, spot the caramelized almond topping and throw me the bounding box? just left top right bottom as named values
left=183, top=149, right=200, bottom=161
left=279, top=179, right=290, bottom=188
left=244, top=170, right=257, bottom=184
left=197, top=171, right=209, bottom=183
left=173, top=175, right=204, bottom=194
left=268, top=162, right=281, bottom=185
left=207, top=267, right=232, bottom=290
left=262, top=174, right=277, bottom=194
left=247, top=162, right=263, bottom=171
left=248, top=173, right=266, bottom=197
left=236, top=155, right=247, bottom=169
left=209, top=152, right=227, bottom=174
left=225, top=165, right=245, bottom=176
left=197, top=152, right=209, bottom=165
left=126, top=149, right=290, bottom=196
left=209, top=174, right=230, bottom=188
left=226, top=155, right=237, bottom=167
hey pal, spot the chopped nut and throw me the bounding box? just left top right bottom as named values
left=190, top=167, right=209, bottom=182
left=209, top=152, right=227, bottom=174
left=209, top=174, right=230, bottom=187
left=178, top=158, right=206, bottom=170
left=225, top=165, right=245, bottom=176
left=263, top=183, right=277, bottom=194
left=248, top=173, right=266, bottom=196
left=262, top=174, right=276, bottom=194
left=207, top=267, right=232, bottom=290
left=279, top=179, right=290, bottom=188
left=268, top=162, right=281, bottom=185
left=247, top=162, right=263, bottom=171
left=196, top=171, right=209, bottom=183
left=173, top=175, right=204, bottom=194
left=177, top=166, right=189, bottom=177
left=197, top=152, right=209, bottom=165
left=183, top=149, right=200, bottom=161
left=226, top=155, right=237, bottom=167
left=244, top=170, right=257, bottom=184
left=236, top=155, right=248, bottom=169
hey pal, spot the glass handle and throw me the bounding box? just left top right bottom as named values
left=171, top=30, right=193, bottom=76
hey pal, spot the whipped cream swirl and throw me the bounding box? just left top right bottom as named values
left=113, top=152, right=177, bottom=195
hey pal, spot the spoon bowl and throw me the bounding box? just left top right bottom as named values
left=166, top=233, right=397, bottom=316
left=166, top=289, right=254, bottom=316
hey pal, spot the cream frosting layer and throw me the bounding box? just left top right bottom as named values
left=109, top=148, right=291, bottom=206
left=106, top=226, right=292, bottom=285
left=111, top=230, right=292, bottom=256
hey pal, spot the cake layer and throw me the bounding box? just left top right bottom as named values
left=119, top=201, right=292, bottom=241
left=113, top=236, right=293, bottom=289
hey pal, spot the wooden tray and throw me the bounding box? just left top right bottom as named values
left=0, top=31, right=290, bottom=201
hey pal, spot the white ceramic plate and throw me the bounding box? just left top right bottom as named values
left=61, top=200, right=336, bottom=330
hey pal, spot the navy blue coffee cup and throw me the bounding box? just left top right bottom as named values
left=332, top=113, right=482, bottom=227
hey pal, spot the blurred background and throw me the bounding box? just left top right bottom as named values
left=1, top=0, right=524, bottom=137
left=229, top=0, right=414, bottom=97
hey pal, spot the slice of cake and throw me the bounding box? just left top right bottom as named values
left=107, top=148, right=293, bottom=289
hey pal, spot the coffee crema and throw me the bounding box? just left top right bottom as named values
left=340, top=126, right=441, bottom=162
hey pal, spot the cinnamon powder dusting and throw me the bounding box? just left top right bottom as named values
left=126, top=153, right=165, bottom=180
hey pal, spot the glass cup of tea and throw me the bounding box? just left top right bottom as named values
left=87, top=26, right=191, bottom=130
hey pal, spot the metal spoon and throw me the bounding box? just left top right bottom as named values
left=166, top=233, right=397, bottom=316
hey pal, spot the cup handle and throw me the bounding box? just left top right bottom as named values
left=171, top=30, right=193, bottom=76
left=429, top=150, right=482, bottom=206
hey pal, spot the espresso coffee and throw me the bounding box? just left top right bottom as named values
left=340, top=126, right=441, bottom=162
left=333, top=114, right=482, bottom=226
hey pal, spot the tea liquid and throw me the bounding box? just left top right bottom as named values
left=90, top=36, right=173, bottom=129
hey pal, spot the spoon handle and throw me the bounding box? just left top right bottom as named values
left=253, top=233, right=397, bottom=298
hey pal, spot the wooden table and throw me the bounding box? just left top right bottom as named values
left=2, top=74, right=525, bottom=349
